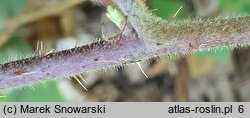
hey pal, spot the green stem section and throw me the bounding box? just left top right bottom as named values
left=113, top=0, right=250, bottom=45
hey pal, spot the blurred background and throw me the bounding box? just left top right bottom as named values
left=0, top=0, right=250, bottom=102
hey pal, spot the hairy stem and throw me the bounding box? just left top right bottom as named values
left=112, top=0, right=250, bottom=45
left=1, top=0, right=250, bottom=89
left=1, top=19, right=250, bottom=89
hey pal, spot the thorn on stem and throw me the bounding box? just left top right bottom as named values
left=136, top=62, right=149, bottom=79
left=76, top=74, right=88, bottom=84
left=167, top=5, right=183, bottom=24
left=36, top=40, right=45, bottom=56
left=173, top=5, right=183, bottom=18
left=44, top=49, right=54, bottom=58
left=14, top=71, right=35, bottom=76
left=70, top=76, right=88, bottom=91
left=105, top=16, right=128, bottom=42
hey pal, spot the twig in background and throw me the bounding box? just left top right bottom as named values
left=0, top=0, right=86, bottom=48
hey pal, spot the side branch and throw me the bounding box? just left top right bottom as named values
left=112, top=0, right=250, bottom=45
